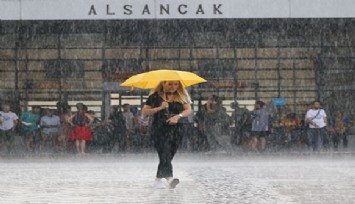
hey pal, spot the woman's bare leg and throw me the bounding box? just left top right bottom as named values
left=249, top=136, right=258, bottom=150
left=75, top=140, right=80, bottom=154
left=259, top=137, right=267, bottom=151
left=80, top=140, right=86, bottom=155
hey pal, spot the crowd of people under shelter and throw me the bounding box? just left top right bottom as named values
left=0, top=98, right=354, bottom=156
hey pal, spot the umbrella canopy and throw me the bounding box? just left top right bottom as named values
left=120, top=69, right=207, bottom=89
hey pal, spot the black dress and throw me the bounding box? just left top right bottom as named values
left=145, top=92, right=188, bottom=178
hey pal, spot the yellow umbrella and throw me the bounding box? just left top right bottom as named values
left=120, top=69, right=207, bottom=89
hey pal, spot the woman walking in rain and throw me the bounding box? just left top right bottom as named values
left=143, top=80, right=192, bottom=189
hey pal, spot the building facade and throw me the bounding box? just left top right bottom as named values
left=0, top=18, right=354, bottom=117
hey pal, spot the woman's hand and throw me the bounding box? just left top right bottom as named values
left=166, top=115, right=180, bottom=125
left=161, top=101, right=169, bottom=109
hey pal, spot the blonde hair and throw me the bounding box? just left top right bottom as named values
left=150, top=81, right=192, bottom=104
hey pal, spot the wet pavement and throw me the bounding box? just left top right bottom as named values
left=0, top=152, right=355, bottom=204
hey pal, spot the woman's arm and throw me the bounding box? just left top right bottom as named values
left=85, top=113, right=95, bottom=127
left=67, top=114, right=75, bottom=126
left=180, top=103, right=192, bottom=118
left=166, top=103, right=192, bottom=125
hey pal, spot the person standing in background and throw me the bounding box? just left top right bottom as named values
left=230, top=102, right=252, bottom=148
left=60, top=106, right=73, bottom=152
left=203, top=95, right=232, bottom=152
left=21, top=106, right=41, bottom=152
left=280, top=113, right=302, bottom=148
left=0, top=103, right=19, bottom=154
left=328, top=111, right=350, bottom=151
left=250, top=101, right=269, bottom=152
left=122, top=104, right=134, bottom=151
left=137, top=103, right=152, bottom=150
left=68, top=103, right=94, bottom=156
left=107, top=106, right=126, bottom=153
left=40, top=109, right=61, bottom=152
left=306, top=100, right=328, bottom=151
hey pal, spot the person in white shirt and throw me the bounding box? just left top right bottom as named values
left=40, top=109, right=61, bottom=152
left=306, top=100, right=328, bottom=151
left=0, top=103, right=19, bottom=153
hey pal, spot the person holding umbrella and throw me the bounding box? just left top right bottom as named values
left=121, top=69, right=206, bottom=189
left=143, top=80, right=192, bottom=189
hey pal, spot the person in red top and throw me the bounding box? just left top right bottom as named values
left=68, top=103, right=94, bottom=155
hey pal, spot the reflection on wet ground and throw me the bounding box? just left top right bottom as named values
left=1, top=153, right=355, bottom=204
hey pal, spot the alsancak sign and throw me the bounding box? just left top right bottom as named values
left=1, top=0, right=355, bottom=20
left=87, top=3, right=223, bottom=17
